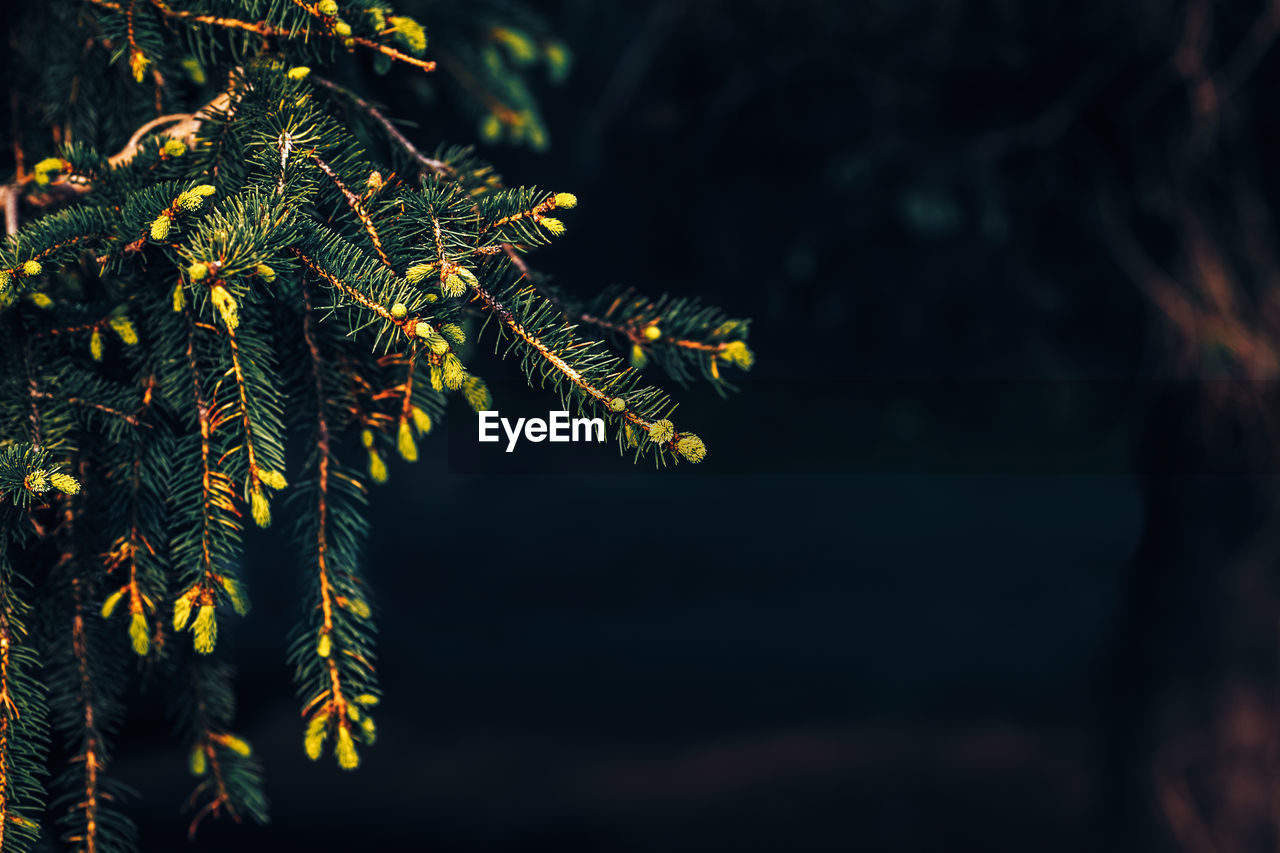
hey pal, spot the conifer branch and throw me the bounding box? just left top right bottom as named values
left=309, top=154, right=395, bottom=271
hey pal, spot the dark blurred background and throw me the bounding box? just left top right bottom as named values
left=115, top=0, right=1280, bottom=850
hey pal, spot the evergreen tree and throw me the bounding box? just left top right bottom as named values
left=0, top=1, right=753, bottom=849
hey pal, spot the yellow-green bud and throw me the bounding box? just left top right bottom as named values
left=440, top=323, right=465, bottom=345
left=250, top=486, right=271, bottom=528
left=130, top=50, right=150, bottom=83
left=0, top=271, right=10, bottom=291
left=492, top=27, right=537, bottom=63
left=442, top=353, right=465, bottom=390
left=211, top=286, right=239, bottom=330
left=255, top=263, right=276, bottom=282
left=173, top=593, right=194, bottom=632
left=390, top=302, right=407, bottom=319
left=341, top=597, right=371, bottom=619
left=649, top=419, right=675, bottom=444
left=462, top=377, right=491, bottom=412
left=389, top=15, right=427, bottom=54
left=368, top=448, right=387, bottom=483
left=411, top=406, right=433, bottom=435
left=259, top=469, right=287, bottom=490
left=429, top=365, right=443, bottom=392
left=182, top=57, right=207, bottom=84
left=441, top=272, right=467, bottom=298
left=222, top=576, right=248, bottom=616
left=287, top=65, right=312, bottom=80
left=545, top=41, right=570, bottom=79
left=150, top=213, right=172, bottom=240
left=360, top=428, right=375, bottom=448
left=317, top=0, right=338, bottom=14
left=538, top=217, right=566, bottom=235
left=355, top=693, right=380, bottom=707
left=608, top=397, right=626, bottom=412
left=406, top=262, right=434, bottom=284
left=623, top=423, right=639, bottom=447
left=332, top=19, right=351, bottom=36
left=190, top=746, right=207, bottom=776
left=188, top=262, right=208, bottom=281
left=101, top=588, right=126, bottom=619
left=22, top=260, right=42, bottom=277
left=317, top=630, right=332, bottom=658
left=25, top=470, right=50, bottom=493
left=192, top=605, right=217, bottom=654
left=29, top=293, right=52, bottom=309
left=192, top=184, right=216, bottom=197
left=676, top=433, right=707, bottom=463
left=222, top=735, right=252, bottom=757
left=304, top=711, right=329, bottom=760
left=720, top=340, right=755, bottom=369
left=163, top=138, right=187, bottom=157
left=415, top=322, right=449, bottom=354
left=108, top=316, right=138, bottom=345
left=33, top=157, right=62, bottom=186
left=397, top=420, right=418, bottom=462
left=90, top=327, right=104, bottom=362
left=129, top=611, right=150, bottom=655
left=630, top=343, right=648, bottom=369
left=553, top=192, right=578, bottom=209
left=335, top=724, right=359, bottom=770
left=172, top=281, right=186, bottom=312
left=643, top=324, right=662, bottom=341
left=50, top=472, right=80, bottom=494
left=480, top=114, right=503, bottom=142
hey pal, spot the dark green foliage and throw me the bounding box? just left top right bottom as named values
left=0, top=0, right=751, bottom=850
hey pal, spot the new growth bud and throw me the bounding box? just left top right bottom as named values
left=648, top=419, right=675, bottom=444
left=720, top=340, right=755, bottom=369
left=109, top=316, right=138, bottom=345
left=193, top=605, right=217, bottom=654
left=50, top=472, right=80, bottom=494
left=389, top=15, right=427, bottom=54
left=676, top=433, right=707, bottom=463
left=442, top=353, right=466, bottom=390
left=397, top=420, right=418, bottom=462
left=150, top=214, right=172, bottom=241
left=335, top=724, right=359, bottom=769
left=406, top=263, right=434, bottom=284
left=553, top=192, right=578, bottom=209
left=33, top=157, right=62, bottom=186
left=210, top=286, right=239, bottom=330
left=250, top=483, right=271, bottom=528
left=408, top=407, right=432, bottom=436
left=129, top=612, right=150, bottom=655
